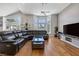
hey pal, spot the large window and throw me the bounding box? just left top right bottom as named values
left=37, top=16, right=47, bottom=30
left=34, top=16, right=51, bottom=34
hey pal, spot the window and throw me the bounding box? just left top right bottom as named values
left=34, top=16, right=51, bottom=34
left=37, top=16, right=47, bottom=30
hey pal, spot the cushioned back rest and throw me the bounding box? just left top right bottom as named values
left=26, top=30, right=47, bottom=35
left=12, top=31, right=24, bottom=38
left=18, top=33, right=22, bottom=36
left=17, top=32, right=23, bottom=37
left=0, top=31, right=16, bottom=40
left=21, top=31, right=27, bottom=36
left=2, top=34, right=15, bottom=40
left=12, top=31, right=19, bottom=38
left=0, top=36, right=2, bottom=41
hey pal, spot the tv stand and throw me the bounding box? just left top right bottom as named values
left=60, top=34, right=79, bottom=48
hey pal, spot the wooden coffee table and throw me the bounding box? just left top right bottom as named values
left=32, top=36, right=44, bottom=49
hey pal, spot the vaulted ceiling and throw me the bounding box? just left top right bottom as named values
left=0, top=3, right=70, bottom=16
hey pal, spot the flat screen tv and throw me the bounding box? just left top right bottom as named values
left=63, top=23, right=79, bottom=37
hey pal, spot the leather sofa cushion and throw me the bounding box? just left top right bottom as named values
left=1, top=31, right=16, bottom=40
left=0, top=42, right=17, bottom=55
left=18, top=32, right=23, bottom=37
left=0, top=36, right=2, bottom=41
left=2, top=34, right=16, bottom=40
left=21, top=35, right=30, bottom=39
left=13, top=38, right=25, bottom=45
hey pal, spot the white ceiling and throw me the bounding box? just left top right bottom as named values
left=0, top=3, right=70, bottom=16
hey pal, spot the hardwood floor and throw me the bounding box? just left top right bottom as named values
left=16, top=36, right=79, bottom=56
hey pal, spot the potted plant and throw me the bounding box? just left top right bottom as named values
left=25, top=23, right=28, bottom=30
left=54, top=26, right=58, bottom=37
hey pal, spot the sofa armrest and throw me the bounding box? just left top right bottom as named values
left=0, top=40, right=16, bottom=43
left=0, top=42, right=17, bottom=55
left=43, top=34, right=49, bottom=40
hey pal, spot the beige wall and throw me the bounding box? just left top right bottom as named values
left=58, top=3, right=79, bottom=32
left=51, top=14, right=58, bottom=35
left=0, top=17, right=3, bottom=31
left=21, top=14, right=34, bottom=30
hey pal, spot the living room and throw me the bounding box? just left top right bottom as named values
left=0, top=3, right=79, bottom=56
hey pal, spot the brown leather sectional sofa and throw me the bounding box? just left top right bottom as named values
left=0, top=30, right=49, bottom=56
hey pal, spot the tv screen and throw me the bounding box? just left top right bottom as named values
left=63, top=23, right=79, bottom=37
